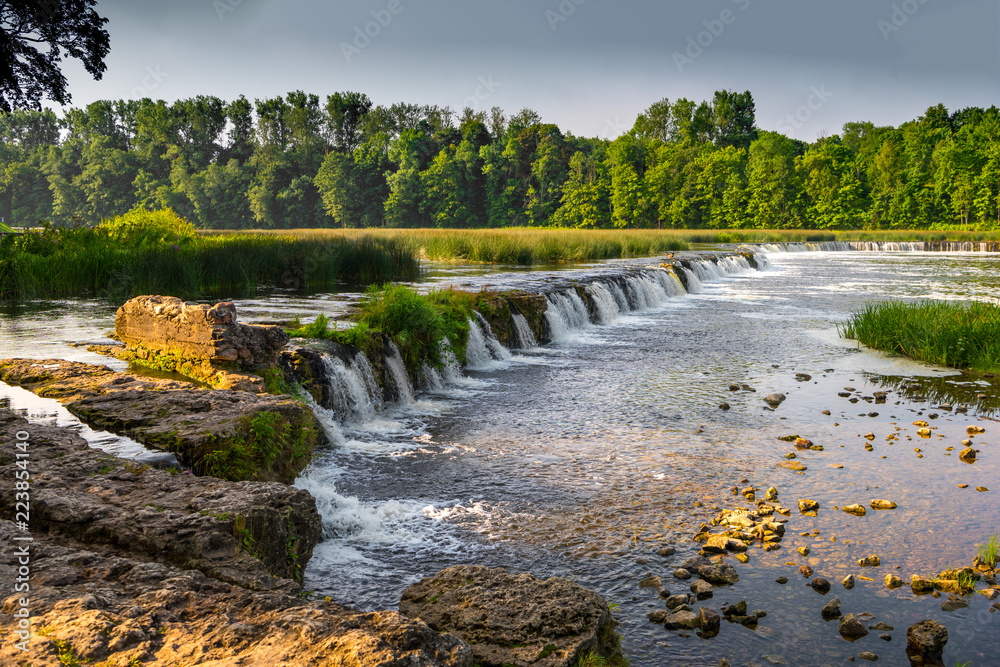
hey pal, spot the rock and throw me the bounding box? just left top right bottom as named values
left=722, top=600, right=748, bottom=618
left=839, top=614, right=870, bottom=640
left=959, top=448, right=977, bottom=463
left=776, top=577, right=788, bottom=584
left=113, top=295, right=290, bottom=389
left=699, top=608, right=721, bottom=633
left=798, top=499, right=819, bottom=512
left=765, top=393, right=786, bottom=406
left=843, top=504, right=867, bottom=517
left=729, top=383, right=741, bottom=391
left=664, top=594, right=690, bottom=610
left=967, top=426, right=986, bottom=435
left=657, top=546, right=676, bottom=558
left=657, top=586, right=671, bottom=599
left=884, top=574, right=903, bottom=589
left=0, top=359, right=323, bottom=484
left=842, top=574, right=856, bottom=590
left=941, top=597, right=969, bottom=612
left=906, top=620, right=948, bottom=665
left=0, top=520, right=469, bottom=667
left=698, top=563, right=740, bottom=586
left=647, top=610, right=669, bottom=624
left=400, top=565, right=618, bottom=667
left=857, top=555, right=881, bottom=568
left=799, top=565, right=814, bottom=578
left=980, top=588, right=999, bottom=600
left=798, top=547, right=810, bottom=557
left=0, top=410, right=318, bottom=592
left=674, top=568, right=692, bottom=580
left=639, top=575, right=663, bottom=589
left=821, top=598, right=842, bottom=619
left=911, top=576, right=935, bottom=594
left=719, top=403, right=731, bottom=411
left=780, top=460, right=807, bottom=471
left=663, top=610, right=702, bottom=630
left=811, top=577, right=832, bottom=594
left=870, top=622, right=894, bottom=632
left=691, top=580, right=714, bottom=600
left=858, top=652, right=879, bottom=662
left=870, top=500, right=897, bottom=510
left=794, top=438, right=813, bottom=449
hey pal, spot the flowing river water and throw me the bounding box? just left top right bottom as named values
left=2, top=248, right=999, bottom=666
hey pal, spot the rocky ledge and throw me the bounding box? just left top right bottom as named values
left=0, top=359, right=323, bottom=483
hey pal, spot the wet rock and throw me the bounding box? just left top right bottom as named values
left=698, top=562, right=740, bottom=586
left=401, top=565, right=618, bottom=667
left=857, top=555, right=881, bottom=568
left=719, top=403, right=731, bottom=411
left=664, top=595, right=691, bottom=610
left=822, top=410, right=832, bottom=415
left=884, top=574, right=903, bottom=589
left=722, top=601, right=748, bottom=618
left=839, top=614, right=870, bottom=640
left=799, top=565, right=814, bottom=578
left=657, top=546, right=676, bottom=558
left=699, top=608, right=721, bottom=634
left=765, top=487, right=779, bottom=500
left=691, top=580, right=714, bottom=600
left=664, top=610, right=702, bottom=630
left=780, top=461, right=807, bottom=471
left=674, top=568, right=692, bottom=580
left=967, top=426, right=986, bottom=435
left=796, top=373, right=812, bottom=381
left=880, top=634, right=892, bottom=641
left=811, top=577, right=832, bottom=594
left=821, top=598, right=842, bottom=619
left=870, top=622, right=894, bottom=632
left=729, top=384, right=741, bottom=391
left=870, top=500, right=897, bottom=510
left=657, top=587, right=671, bottom=599
left=776, top=577, right=789, bottom=585
left=959, top=448, right=977, bottom=463
left=639, top=575, right=662, bottom=589
left=911, top=576, right=935, bottom=594
left=764, top=393, right=786, bottom=406
left=842, top=574, right=857, bottom=590
left=977, top=486, right=989, bottom=492
left=794, top=438, right=813, bottom=449
left=798, top=499, right=819, bottom=512
left=843, top=504, right=867, bottom=517
left=941, top=597, right=969, bottom=612
left=858, top=652, right=879, bottom=662
left=906, top=620, right=948, bottom=665
left=797, top=547, right=810, bottom=557
left=980, top=588, right=999, bottom=600
left=647, top=610, right=669, bottom=624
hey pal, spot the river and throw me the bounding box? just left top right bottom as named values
left=2, top=248, right=999, bottom=666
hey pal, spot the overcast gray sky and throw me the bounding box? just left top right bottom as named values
left=57, top=0, right=1000, bottom=141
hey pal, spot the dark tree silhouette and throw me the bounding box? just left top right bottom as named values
left=0, top=0, right=110, bottom=112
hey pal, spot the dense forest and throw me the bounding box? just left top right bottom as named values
left=1, top=90, right=998, bottom=231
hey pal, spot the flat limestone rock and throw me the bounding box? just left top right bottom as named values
left=400, top=565, right=618, bottom=667
left=0, top=521, right=470, bottom=667
left=0, top=359, right=323, bottom=483
left=0, top=410, right=319, bottom=592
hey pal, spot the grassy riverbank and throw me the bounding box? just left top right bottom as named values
left=212, top=227, right=1000, bottom=265
left=0, top=209, right=420, bottom=301
left=840, top=300, right=1000, bottom=372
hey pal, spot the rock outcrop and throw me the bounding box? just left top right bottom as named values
left=0, top=520, right=471, bottom=667
left=475, top=290, right=550, bottom=348
left=0, top=360, right=323, bottom=483
left=110, top=295, right=289, bottom=390
left=400, top=565, right=620, bottom=667
left=0, top=410, right=319, bottom=590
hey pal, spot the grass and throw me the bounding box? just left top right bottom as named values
left=289, top=284, right=481, bottom=373
left=0, top=208, right=421, bottom=301
left=978, top=532, right=999, bottom=568
left=201, top=409, right=316, bottom=482
left=840, top=300, right=1000, bottom=373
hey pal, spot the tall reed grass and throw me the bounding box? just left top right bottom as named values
left=0, top=210, right=420, bottom=301
left=840, top=300, right=1000, bottom=372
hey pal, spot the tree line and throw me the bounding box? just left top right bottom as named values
left=1, top=90, right=998, bottom=230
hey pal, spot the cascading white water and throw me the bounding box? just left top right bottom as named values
left=465, top=317, right=499, bottom=370
left=438, top=338, right=465, bottom=383
left=320, top=353, right=382, bottom=424
left=587, top=283, right=621, bottom=324
left=511, top=313, right=538, bottom=349
left=608, top=282, right=630, bottom=311
left=474, top=312, right=513, bottom=360
left=545, top=290, right=591, bottom=342
left=682, top=268, right=703, bottom=293
left=384, top=342, right=415, bottom=404
left=652, top=270, right=687, bottom=297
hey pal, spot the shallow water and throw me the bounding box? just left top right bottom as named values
left=2, top=250, right=999, bottom=666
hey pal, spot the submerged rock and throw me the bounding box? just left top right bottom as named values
left=839, top=614, right=870, bottom=640
left=821, top=598, right=842, bottom=619
left=400, top=565, right=619, bottom=667
left=870, top=499, right=897, bottom=510
left=906, top=620, right=948, bottom=665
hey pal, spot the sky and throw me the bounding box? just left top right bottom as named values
left=54, top=0, right=1000, bottom=142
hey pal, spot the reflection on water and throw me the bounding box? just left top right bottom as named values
left=2, top=250, right=1000, bottom=666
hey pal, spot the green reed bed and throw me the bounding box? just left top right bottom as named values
left=0, top=209, right=421, bottom=301
left=840, top=300, right=1000, bottom=372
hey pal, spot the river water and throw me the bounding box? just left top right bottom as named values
left=2, top=249, right=999, bottom=666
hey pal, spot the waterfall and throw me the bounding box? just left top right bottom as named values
left=587, top=283, right=621, bottom=324
left=384, top=342, right=415, bottom=405
left=474, top=312, right=513, bottom=360
left=464, top=317, right=496, bottom=369
left=545, top=290, right=591, bottom=342
left=511, top=313, right=538, bottom=349
left=320, top=353, right=382, bottom=424
left=682, top=268, right=703, bottom=294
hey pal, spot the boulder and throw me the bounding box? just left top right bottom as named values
left=839, top=614, right=870, bottom=640
left=691, top=580, right=715, bottom=600
left=113, top=295, right=289, bottom=390
left=798, top=499, right=819, bottom=512
left=764, top=393, right=786, bottom=406
left=0, top=520, right=469, bottom=667
left=870, top=499, right=897, bottom=510
left=821, top=598, right=842, bottom=619
left=884, top=574, right=903, bottom=589
left=811, top=577, right=832, bottom=594
left=906, top=620, right=948, bottom=666
left=843, top=504, right=867, bottom=516
left=400, top=565, right=619, bottom=667
left=842, top=574, right=856, bottom=590
left=911, top=576, right=935, bottom=594
left=664, top=610, right=702, bottom=631
left=0, top=360, right=323, bottom=484
left=699, top=608, right=721, bottom=634
left=698, top=562, right=740, bottom=586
